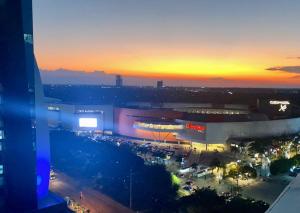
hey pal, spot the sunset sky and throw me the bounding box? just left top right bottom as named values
left=33, top=0, right=300, bottom=87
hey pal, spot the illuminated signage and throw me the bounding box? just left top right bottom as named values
left=77, top=109, right=104, bottom=113
left=79, top=118, right=98, bottom=128
left=279, top=105, right=288, bottom=112
left=134, top=122, right=184, bottom=131
left=269, top=100, right=290, bottom=105
left=186, top=123, right=206, bottom=132
left=269, top=100, right=290, bottom=112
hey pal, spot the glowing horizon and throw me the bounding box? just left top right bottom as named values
left=33, top=0, right=300, bottom=87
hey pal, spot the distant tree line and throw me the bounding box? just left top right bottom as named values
left=245, top=133, right=299, bottom=154
left=44, top=84, right=300, bottom=106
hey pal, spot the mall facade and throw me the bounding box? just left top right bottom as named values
left=46, top=100, right=300, bottom=145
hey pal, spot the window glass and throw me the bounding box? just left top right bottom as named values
left=0, top=130, right=4, bottom=140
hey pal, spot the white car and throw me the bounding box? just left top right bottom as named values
left=196, top=168, right=210, bottom=178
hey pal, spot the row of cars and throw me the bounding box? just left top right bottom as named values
left=178, top=165, right=212, bottom=193
left=179, top=165, right=211, bottom=178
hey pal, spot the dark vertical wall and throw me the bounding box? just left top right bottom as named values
left=35, top=60, right=51, bottom=200
left=0, top=0, right=38, bottom=210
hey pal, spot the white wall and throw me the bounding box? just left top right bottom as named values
left=206, top=118, right=300, bottom=143
left=177, top=118, right=300, bottom=144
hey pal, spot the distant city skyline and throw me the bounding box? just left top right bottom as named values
left=41, top=69, right=300, bottom=88
left=33, top=0, right=300, bottom=87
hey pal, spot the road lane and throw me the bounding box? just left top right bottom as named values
left=50, top=172, right=133, bottom=213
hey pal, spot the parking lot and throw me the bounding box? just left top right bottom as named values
left=89, top=134, right=295, bottom=204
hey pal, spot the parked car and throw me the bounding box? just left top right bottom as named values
left=183, top=185, right=193, bottom=192
left=289, top=166, right=300, bottom=177
left=195, top=168, right=210, bottom=178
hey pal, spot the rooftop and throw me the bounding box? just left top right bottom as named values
left=266, top=175, right=300, bottom=213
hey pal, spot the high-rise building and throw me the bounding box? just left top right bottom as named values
left=0, top=0, right=38, bottom=210
left=0, top=85, right=4, bottom=193
left=157, top=80, right=164, bottom=89
left=0, top=0, right=64, bottom=212
left=116, top=75, right=123, bottom=87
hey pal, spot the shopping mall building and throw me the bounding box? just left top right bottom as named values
left=46, top=100, right=300, bottom=146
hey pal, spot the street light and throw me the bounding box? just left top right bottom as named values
left=236, top=160, right=242, bottom=194
left=129, top=169, right=141, bottom=209
left=129, top=169, right=133, bottom=209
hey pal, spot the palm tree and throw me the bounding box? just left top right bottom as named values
left=210, top=158, right=221, bottom=171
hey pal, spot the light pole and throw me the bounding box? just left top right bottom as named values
left=129, top=169, right=140, bottom=209
left=129, top=169, right=133, bottom=209
left=236, top=160, right=241, bottom=194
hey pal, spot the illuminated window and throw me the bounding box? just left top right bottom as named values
left=24, top=33, right=33, bottom=44
left=48, top=106, right=60, bottom=111
left=0, top=165, right=3, bottom=175
left=0, top=130, right=4, bottom=140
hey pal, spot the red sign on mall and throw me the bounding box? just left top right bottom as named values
left=186, top=122, right=206, bottom=132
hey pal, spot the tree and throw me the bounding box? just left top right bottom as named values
left=291, top=154, right=300, bottom=166
left=240, top=165, right=257, bottom=178
left=165, top=188, right=269, bottom=213
left=175, top=155, right=184, bottom=163
left=178, top=188, right=226, bottom=213
left=153, top=151, right=167, bottom=159
left=230, top=146, right=239, bottom=154
left=210, top=158, right=221, bottom=171
left=50, top=131, right=178, bottom=211
left=191, top=163, right=198, bottom=170
left=225, top=197, right=269, bottom=213
left=249, top=138, right=273, bottom=154
left=270, top=158, right=293, bottom=175
left=227, top=167, right=239, bottom=179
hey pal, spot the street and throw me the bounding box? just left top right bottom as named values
left=50, top=172, right=133, bottom=213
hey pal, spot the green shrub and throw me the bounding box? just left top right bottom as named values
left=240, top=165, right=257, bottom=178
left=270, top=158, right=293, bottom=175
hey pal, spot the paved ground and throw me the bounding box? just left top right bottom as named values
left=50, top=172, right=133, bottom=213
left=241, top=181, right=286, bottom=204
left=180, top=172, right=292, bottom=204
